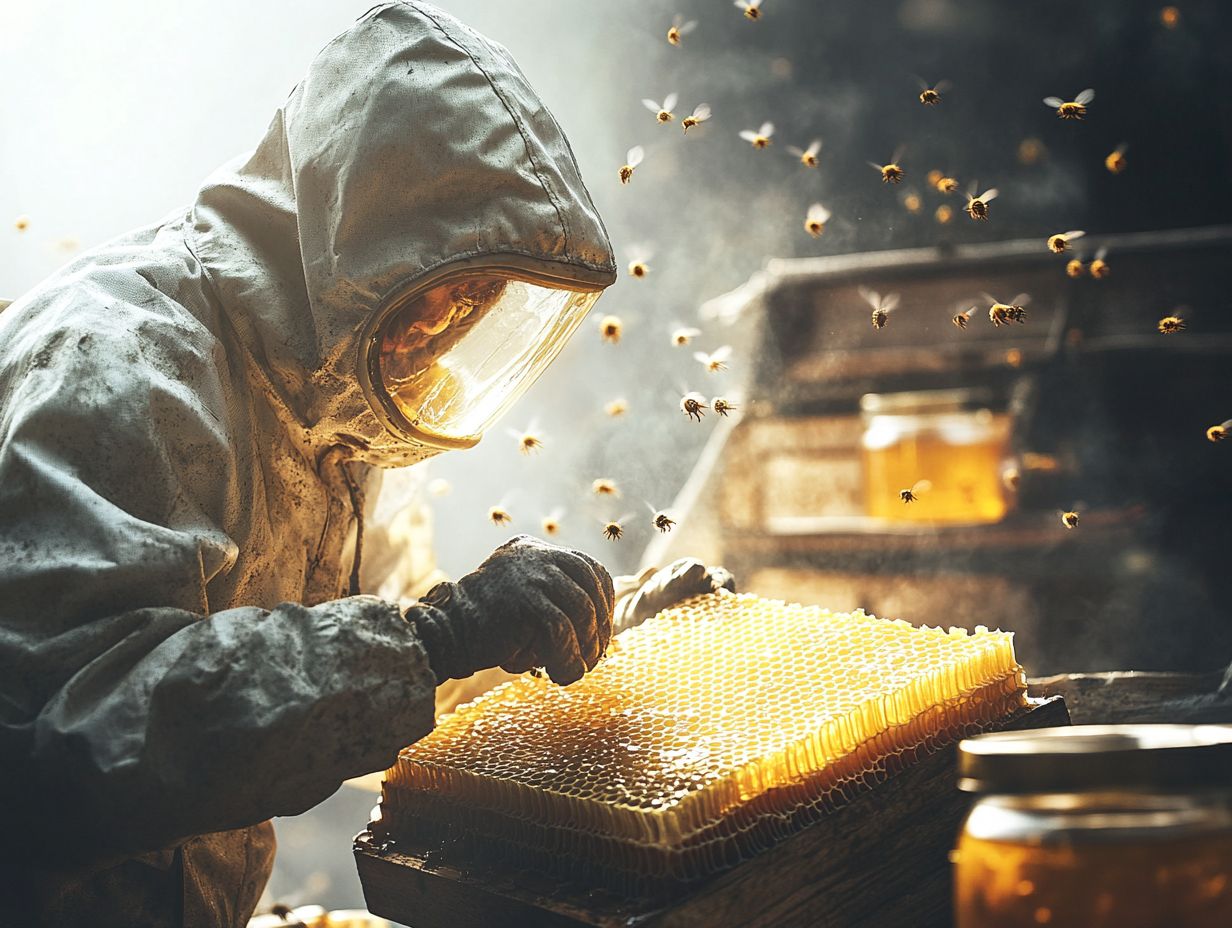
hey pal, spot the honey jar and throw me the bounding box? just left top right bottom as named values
left=955, top=725, right=1232, bottom=927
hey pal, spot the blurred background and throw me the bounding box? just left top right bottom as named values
left=4, top=0, right=1231, bottom=919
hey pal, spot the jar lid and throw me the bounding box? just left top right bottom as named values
left=958, top=724, right=1232, bottom=794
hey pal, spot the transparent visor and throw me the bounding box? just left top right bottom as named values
left=374, top=275, right=601, bottom=449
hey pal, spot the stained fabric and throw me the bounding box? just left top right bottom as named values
left=0, top=2, right=613, bottom=925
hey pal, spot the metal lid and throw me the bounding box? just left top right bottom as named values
left=958, top=724, right=1232, bottom=794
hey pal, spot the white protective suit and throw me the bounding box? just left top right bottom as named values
left=0, top=3, right=614, bottom=925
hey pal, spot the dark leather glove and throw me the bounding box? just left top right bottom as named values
left=404, top=534, right=615, bottom=686
left=613, top=557, right=736, bottom=633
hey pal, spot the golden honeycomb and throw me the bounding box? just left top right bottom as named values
left=379, top=591, right=1026, bottom=896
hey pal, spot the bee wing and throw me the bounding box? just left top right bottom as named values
left=680, top=19, right=698, bottom=34
left=642, top=98, right=661, bottom=113
left=627, top=145, right=644, bottom=166
left=980, top=291, right=999, bottom=305
left=806, top=139, right=822, bottom=156
left=1043, top=96, right=1064, bottom=108
left=1064, top=230, right=1086, bottom=240
left=693, top=351, right=710, bottom=365
left=912, top=74, right=929, bottom=90
left=891, top=144, right=906, bottom=163
left=786, top=145, right=804, bottom=157
left=1113, top=142, right=1127, bottom=154
left=664, top=92, right=679, bottom=112
left=966, top=180, right=978, bottom=197
left=749, top=0, right=763, bottom=8
left=881, top=292, right=902, bottom=313
left=858, top=285, right=879, bottom=308
left=867, top=161, right=886, bottom=172
left=739, top=130, right=759, bottom=142
left=981, top=188, right=999, bottom=202
left=933, top=79, right=953, bottom=93
left=1011, top=293, right=1032, bottom=306
left=911, top=479, right=932, bottom=495
left=1075, top=88, right=1095, bottom=105
left=692, top=103, right=711, bottom=119
left=711, top=345, right=733, bottom=362
left=672, top=13, right=685, bottom=26
left=808, top=202, right=831, bottom=221
left=760, top=121, right=775, bottom=136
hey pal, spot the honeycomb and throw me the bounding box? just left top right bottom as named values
left=379, top=591, right=1026, bottom=897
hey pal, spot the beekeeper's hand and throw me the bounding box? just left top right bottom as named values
left=404, top=535, right=614, bottom=686
left=613, top=558, right=736, bottom=633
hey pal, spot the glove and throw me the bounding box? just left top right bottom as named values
left=404, top=534, right=615, bottom=686
left=613, top=557, right=736, bottom=633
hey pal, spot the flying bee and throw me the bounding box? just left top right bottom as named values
left=1207, top=420, right=1231, bottom=443
left=1157, top=312, right=1186, bottom=334
left=787, top=139, right=822, bottom=167
left=540, top=509, right=564, bottom=537
left=915, top=77, right=952, bottom=106
left=626, top=245, right=653, bottom=279
left=935, top=204, right=954, bottom=224
left=681, top=103, right=712, bottom=132
left=1088, top=247, right=1111, bottom=279
left=900, top=479, right=931, bottom=504
left=489, top=505, right=513, bottom=527
left=964, top=183, right=998, bottom=221
left=860, top=287, right=901, bottom=330
left=712, top=396, right=738, bottom=417
left=647, top=503, right=678, bottom=533
left=1105, top=143, right=1128, bottom=174
left=14, top=215, right=30, bottom=232
left=1018, top=137, right=1047, bottom=165
left=694, top=345, right=732, bottom=373
left=984, top=292, right=1030, bottom=327
left=671, top=326, right=701, bottom=347
left=869, top=147, right=906, bottom=184
left=509, top=423, right=544, bottom=455
left=739, top=121, right=775, bottom=149
left=735, top=0, right=763, bottom=20
left=1061, top=510, right=1080, bottom=529
left=599, top=314, right=623, bottom=343
left=666, top=14, right=697, bottom=45
left=902, top=190, right=923, bottom=214
left=1160, top=6, right=1181, bottom=29
left=804, top=202, right=832, bottom=238
left=1044, top=88, right=1095, bottom=120
left=602, top=516, right=629, bottom=541
left=643, top=92, right=678, bottom=124
left=1066, top=258, right=1086, bottom=278
left=932, top=173, right=960, bottom=194
left=618, top=145, right=644, bottom=184
left=604, top=398, right=629, bottom=417
left=951, top=305, right=978, bottom=329
left=680, top=391, right=708, bottom=421
left=1047, top=230, right=1086, bottom=254
left=1001, top=466, right=1021, bottom=492
left=592, top=478, right=620, bottom=497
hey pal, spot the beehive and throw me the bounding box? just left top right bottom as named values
left=379, top=591, right=1026, bottom=898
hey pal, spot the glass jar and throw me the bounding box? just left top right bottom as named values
left=861, top=389, right=1009, bottom=523
left=955, top=725, right=1232, bottom=928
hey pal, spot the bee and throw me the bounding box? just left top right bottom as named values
left=648, top=504, right=678, bottom=533
left=860, top=287, right=901, bottom=330
left=1105, top=143, right=1128, bottom=175
left=626, top=245, right=653, bottom=279
left=509, top=423, right=544, bottom=455
left=643, top=92, right=678, bottom=124
left=1018, top=138, right=1047, bottom=165
left=1061, top=510, right=1080, bottom=529
left=1088, top=247, right=1111, bottom=279
left=671, top=326, right=701, bottom=346
left=869, top=147, right=906, bottom=184
left=902, top=190, right=923, bottom=214
left=681, top=103, right=712, bottom=132
left=935, top=204, right=954, bottom=224
left=427, top=478, right=452, bottom=497
left=1207, top=420, right=1231, bottom=443
left=915, top=77, right=952, bottom=106
left=931, top=172, right=960, bottom=194
left=619, top=146, right=645, bottom=185
left=1043, top=88, right=1095, bottom=120
left=1066, top=258, right=1086, bottom=278
left=489, top=506, right=513, bottom=527
left=985, top=292, right=1030, bottom=327
left=1160, top=6, right=1181, bottom=29
left=667, top=14, right=697, bottom=46
left=952, top=305, right=978, bottom=329
left=964, top=183, right=998, bottom=221
left=1047, top=230, right=1086, bottom=254
left=739, top=121, right=775, bottom=149
left=14, top=215, right=30, bottom=232
left=900, top=480, right=931, bottom=504
left=592, top=478, right=621, bottom=497
left=804, top=202, right=832, bottom=238
left=599, top=314, right=623, bottom=344
left=694, top=345, right=732, bottom=373
left=1157, top=313, right=1186, bottom=334
left=540, top=510, right=563, bottom=537
left=680, top=392, right=708, bottom=421
left=712, top=396, right=738, bottom=417
left=1001, top=467, right=1022, bottom=492
left=604, top=398, right=629, bottom=417
left=602, top=518, right=626, bottom=541
left=787, top=139, right=822, bottom=167
left=735, top=0, right=764, bottom=20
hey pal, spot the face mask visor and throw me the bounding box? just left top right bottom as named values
left=366, top=271, right=601, bottom=450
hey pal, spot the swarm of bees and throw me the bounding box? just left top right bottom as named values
left=643, top=93, right=678, bottom=124
left=1157, top=313, right=1186, bottom=334
left=964, top=184, right=999, bottom=221
left=1044, top=88, right=1095, bottom=120
left=787, top=139, right=822, bottom=167
left=666, top=14, right=697, bottom=46
left=915, top=78, right=951, bottom=106
left=860, top=287, right=900, bottom=330
left=870, top=147, right=906, bottom=184
left=1048, top=230, right=1086, bottom=254
left=740, top=121, right=775, bottom=149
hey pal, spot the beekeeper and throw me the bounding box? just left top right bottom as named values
left=0, top=3, right=730, bottom=925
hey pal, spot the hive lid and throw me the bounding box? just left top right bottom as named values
left=958, top=723, right=1232, bottom=794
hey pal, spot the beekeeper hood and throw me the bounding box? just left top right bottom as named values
left=189, top=1, right=615, bottom=466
